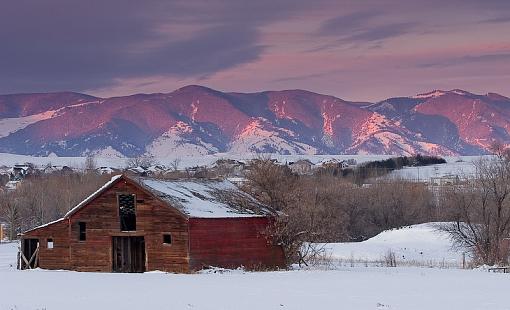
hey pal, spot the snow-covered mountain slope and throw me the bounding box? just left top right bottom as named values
left=0, top=86, right=508, bottom=156
left=0, top=110, right=56, bottom=138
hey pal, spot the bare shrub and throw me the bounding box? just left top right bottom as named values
left=384, top=249, right=397, bottom=267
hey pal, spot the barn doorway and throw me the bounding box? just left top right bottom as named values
left=112, top=236, right=146, bottom=273
left=20, top=238, right=39, bottom=269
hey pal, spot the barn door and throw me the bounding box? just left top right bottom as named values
left=21, top=238, right=39, bottom=269
left=112, top=236, right=146, bottom=273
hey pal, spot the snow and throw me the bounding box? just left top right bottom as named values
left=386, top=157, right=478, bottom=181
left=1, top=241, right=510, bottom=309
left=146, top=121, right=219, bottom=157
left=0, top=100, right=101, bottom=139
left=229, top=118, right=318, bottom=155
left=90, top=146, right=126, bottom=158
left=140, top=178, right=271, bottom=218
left=0, top=110, right=56, bottom=138
left=324, top=223, right=465, bottom=267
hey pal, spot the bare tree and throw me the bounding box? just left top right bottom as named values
left=365, top=180, right=435, bottom=232
left=0, top=193, right=21, bottom=240
left=439, top=156, right=510, bottom=265
left=126, top=154, right=157, bottom=169
left=244, top=159, right=340, bottom=266
left=243, top=158, right=297, bottom=211
left=84, top=155, right=97, bottom=171
left=169, top=158, right=181, bottom=172
left=0, top=172, right=112, bottom=238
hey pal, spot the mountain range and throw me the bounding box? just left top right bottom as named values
left=0, top=85, right=508, bottom=157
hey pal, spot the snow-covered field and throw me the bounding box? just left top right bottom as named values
left=324, top=223, right=466, bottom=267
left=387, top=158, right=478, bottom=181
left=2, top=224, right=510, bottom=310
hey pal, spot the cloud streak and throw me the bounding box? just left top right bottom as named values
left=0, top=0, right=314, bottom=93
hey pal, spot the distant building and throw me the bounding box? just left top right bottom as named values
left=97, top=167, right=117, bottom=174
left=10, top=164, right=33, bottom=180
left=288, top=159, right=314, bottom=175
left=213, top=159, right=246, bottom=177
left=430, top=175, right=461, bottom=186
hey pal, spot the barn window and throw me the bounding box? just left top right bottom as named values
left=119, top=194, right=136, bottom=231
left=79, top=222, right=86, bottom=241
left=47, top=238, right=54, bottom=249
left=163, top=234, right=172, bottom=244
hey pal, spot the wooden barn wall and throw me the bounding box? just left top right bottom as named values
left=22, top=220, right=71, bottom=270
left=69, top=180, right=190, bottom=273
left=188, top=217, right=285, bottom=270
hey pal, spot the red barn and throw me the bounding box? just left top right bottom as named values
left=19, top=175, right=285, bottom=273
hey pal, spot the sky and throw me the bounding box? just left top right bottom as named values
left=1, top=0, right=509, bottom=102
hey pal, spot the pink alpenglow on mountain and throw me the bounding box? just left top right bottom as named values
left=0, top=86, right=507, bottom=157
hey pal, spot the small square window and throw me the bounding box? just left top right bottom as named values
left=47, top=238, right=54, bottom=249
left=163, top=234, right=172, bottom=244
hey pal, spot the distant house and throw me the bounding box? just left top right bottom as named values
left=213, top=159, right=246, bottom=177
left=321, top=159, right=349, bottom=169
left=126, top=166, right=149, bottom=176
left=430, top=175, right=461, bottom=186
left=96, top=166, right=118, bottom=175
left=20, top=175, right=285, bottom=273
left=288, top=159, right=314, bottom=175
left=10, top=164, right=33, bottom=180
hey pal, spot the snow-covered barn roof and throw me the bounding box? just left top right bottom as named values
left=24, top=175, right=274, bottom=234
left=136, top=178, right=274, bottom=218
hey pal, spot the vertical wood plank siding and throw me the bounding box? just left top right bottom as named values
left=189, top=217, right=286, bottom=270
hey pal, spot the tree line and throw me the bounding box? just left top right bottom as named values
left=242, top=159, right=438, bottom=265
left=0, top=172, right=110, bottom=239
